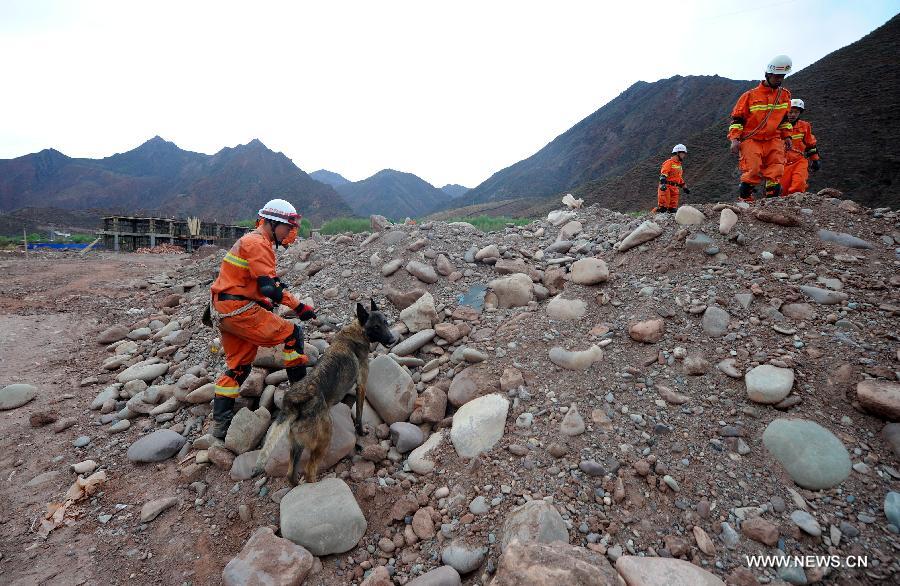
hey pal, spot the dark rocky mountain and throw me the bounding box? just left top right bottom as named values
left=451, top=13, right=899, bottom=215
left=458, top=75, right=750, bottom=206
left=0, top=138, right=353, bottom=224
left=310, top=169, right=351, bottom=187
left=334, top=169, right=449, bottom=219
left=440, top=184, right=471, bottom=198
left=573, top=12, right=900, bottom=211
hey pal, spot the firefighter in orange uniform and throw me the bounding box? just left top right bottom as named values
left=780, top=98, right=820, bottom=195
left=656, top=144, right=690, bottom=213
left=208, top=198, right=316, bottom=438
left=728, top=55, right=794, bottom=201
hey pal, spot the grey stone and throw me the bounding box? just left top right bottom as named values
left=763, top=418, right=851, bottom=489
left=225, top=407, right=271, bottom=455
left=390, top=422, right=425, bottom=453
left=406, top=566, right=461, bottom=586
left=408, top=429, right=443, bottom=474
left=116, top=361, right=169, bottom=384
left=488, top=273, right=533, bottom=308
left=701, top=306, right=730, bottom=337
left=406, top=261, right=439, bottom=284
left=400, top=292, right=438, bottom=333
left=569, top=258, right=609, bottom=285
left=790, top=510, right=822, bottom=536
left=800, top=285, right=848, bottom=305
left=392, top=330, right=436, bottom=356
left=885, top=492, right=900, bottom=528
left=618, top=221, right=663, bottom=252
left=451, top=394, right=509, bottom=458
left=127, top=429, right=186, bottom=463
left=441, top=541, right=487, bottom=574
left=500, top=499, right=568, bottom=552
left=280, top=478, right=366, bottom=556
left=0, top=384, right=38, bottom=410
left=222, top=527, right=314, bottom=586
left=367, top=355, right=416, bottom=424
left=818, top=229, right=873, bottom=249
left=140, top=496, right=179, bottom=523
left=546, top=295, right=587, bottom=320
left=746, top=365, right=794, bottom=404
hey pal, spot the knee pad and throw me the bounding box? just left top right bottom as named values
left=226, top=364, right=252, bottom=386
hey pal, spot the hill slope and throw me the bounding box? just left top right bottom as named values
left=0, top=138, right=353, bottom=224
left=574, top=12, right=900, bottom=210
left=335, top=169, right=449, bottom=219
left=460, top=75, right=750, bottom=205
left=440, top=184, right=471, bottom=199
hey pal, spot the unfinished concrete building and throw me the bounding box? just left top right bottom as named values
left=97, top=216, right=250, bottom=252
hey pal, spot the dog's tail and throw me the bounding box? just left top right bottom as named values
left=253, top=411, right=293, bottom=477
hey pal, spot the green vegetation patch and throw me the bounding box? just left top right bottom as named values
left=320, top=217, right=370, bottom=235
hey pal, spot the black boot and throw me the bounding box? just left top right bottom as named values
left=287, top=364, right=307, bottom=384
left=211, top=396, right=235, bottom=439
left=738, top=182, right=755, bottom=201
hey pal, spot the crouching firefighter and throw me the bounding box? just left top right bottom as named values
left=206, top=198, right=316, bottom=438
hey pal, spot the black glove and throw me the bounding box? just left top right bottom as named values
left=811, top=160, right=821, bottom=172
left=682, top=186, right=691, bottom=194
left=298, top=306, right=317, bottom=321
left=659, top=184, right=667, bottom=192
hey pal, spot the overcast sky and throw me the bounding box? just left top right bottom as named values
left=0, top=1, right=896, bottom=188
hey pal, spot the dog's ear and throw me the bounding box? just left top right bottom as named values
left=370, top=298, right=378, bottom=312
left=356, top=302, right=369, bottom=325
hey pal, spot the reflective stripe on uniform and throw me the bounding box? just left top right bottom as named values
left=223, top=252, right=250, bottom=269
left=729, top=124, right=744, bottom=131
left=749, top=103, right=789, bottom=112
left=765, top=180, right=779, bottom=187
left=791, top=133, right=804, bottom=139
left=214, top=384, right=240, bottom=397
left=283, top=350, right=303, bottom=362
left=672, top=164, right=682, bottom=169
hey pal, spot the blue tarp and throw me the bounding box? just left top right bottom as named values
left=26, top=242, right=94, bottom=250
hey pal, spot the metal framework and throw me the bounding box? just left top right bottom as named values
left=97, top=215, right=251, bottom=252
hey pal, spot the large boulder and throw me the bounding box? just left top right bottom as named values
left=225, top=407, right=271, bottom=455
left=745, top=365, right=794, bottom=404
left=451, top=394, right=509, bottom=458
left=366, top=355, right=416, bottom=424
left=674, top=205, right=707, bottom=226
left=500, top=500, right=569, bottom=552
left=488, top=274, right=534, bottom=308
left=615, top=556, right=725, bottom=586
left=618, top=221, right=663, bottom=252
left=127, top=429, right=186, bottom=463
left=448, top=365, right=496, bottom=407
left=400, top=292, right=438, bottom=333
left=856, top=380, right=900, bottom=421
left=569, top=258, right=609, bottom=285
left=223, top=527, right=314, bottom=586
left=493, top=541, right=619, bottom=585
left=0, top=384, right=38, bottom=410
left=762, top=418, right=851, bottom=490
left=263, top=404, right=356, bottom=479
left=116, top=360, right=169, bottom=384
left=280, top=478, right=367, bottom=555
left=546, top=296, right=587, bottom=320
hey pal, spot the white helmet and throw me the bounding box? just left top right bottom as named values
left=258, top=198, right=300, bottom=226
left=790, top=98, right=805, bottom=110
left=672, top=144, right=687, bottom=154
left=766, top=55, right=792, bottom=75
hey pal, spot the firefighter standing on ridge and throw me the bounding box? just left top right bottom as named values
left=656, top=144, right=690, bottom=213
left=780, top=98, right=821, bottom=195
left=728, top=55, right=794, bottom=201
left=206, top=198, right=316, bottom=438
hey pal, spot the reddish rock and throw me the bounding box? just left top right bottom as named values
left=493, top=540, right=619, bottom=585
left=856, top=379, right=900, bottom=421
left=741, top=517, right=779, bottom=546
left=629, top=319, right=665, bottom=343
left=222, top=527, right=313, bottom=586
left=412, top=507, right=436, bottom=539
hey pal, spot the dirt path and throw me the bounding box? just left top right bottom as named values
left=0, top=251, right=194, bottom=585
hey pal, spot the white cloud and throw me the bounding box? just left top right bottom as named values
left=0, top=0, right=895, bottom=187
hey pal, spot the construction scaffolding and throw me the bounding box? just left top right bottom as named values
left=97, top=216, right=251, bottom=253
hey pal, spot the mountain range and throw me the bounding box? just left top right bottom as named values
left=333, top=169, right=452, bottom=219
left=0, top=137, right=352, bottom=224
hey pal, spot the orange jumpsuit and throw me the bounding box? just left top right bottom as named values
left=657, top=156, right=685, bottom=209
left=210, top=229, right=313, bottom=397
left=780, top=119, right=819, bottom=195
left=728, top=82, right=793, bottom=194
